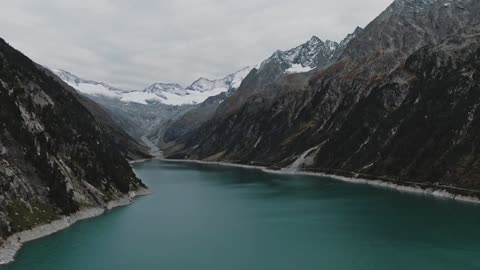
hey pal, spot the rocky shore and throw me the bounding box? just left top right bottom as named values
left=164, top=159, right=480, bottom=205
left=0, top=188, right=151, bottom=265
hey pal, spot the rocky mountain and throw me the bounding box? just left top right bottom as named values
left=163, top=90, right=233, bottom=145
left=262, top=30, right=362, bottom=75
left=53, top=66, right=252, bottom=106
left=0, top=37, right=146, bottom=240
left=42, top=69, right=151, bottom=160
left=162, top=33, right=360, bottom=145
left=165, top=0, right=480, bottom=195
left=52, top=67, right=253, bottom=147
left=187, top=66, right=252, bottom=92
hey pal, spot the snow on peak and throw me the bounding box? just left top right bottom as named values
left=307, top=36, right=322, bottom=46
left=51, top=69, right=128, bottom=98
left=259, top=29, right=362, bottom=75
left=260, top=36, right=340, bottom=71
left=187, top=66, right=253, bottom=92
left=285, top=64, right=313, bottom=74
left=187, top=77, right=217, bottom=92
left=144, top=83, right=185, bottom=95
left=222, top=66, right=253, bottom=88
left=52, top=69, right=81, bottom=83
left=52, top=66, right=253, bottom=106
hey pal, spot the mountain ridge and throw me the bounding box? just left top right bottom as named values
left=161, top=33, right=358, bottom=145
left=0, top=36, right=146, bottom=241
left=164, top=0, right=480, bottom=195
left=53, top=66, right=253, bottom=106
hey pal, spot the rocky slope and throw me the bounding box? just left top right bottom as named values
left=163, top=90, right=233, bottom=144
left=261, top=29, right=362, bottom=75
left=163, top=33, right=361, bottom=145
left=166, top=0, right=480, bottom=195
left=0, top=37, right=146, bottom=240
left=53, top=66, right=252, bottom=106
left=53, top=67, right=252, bottom=147
left=43, top=68, right=151, bottom=160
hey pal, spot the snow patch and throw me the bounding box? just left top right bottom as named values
left=285, top=64, right=314, bottom=74
left=285, top=144, right=322, bottom=171
left=254, top=136, right=263, bottom=148
left=68, top=81, right=121, bottom=98
left=0, top=146, right=7, bottom=155
left=52, top=67, right=252, bottom=106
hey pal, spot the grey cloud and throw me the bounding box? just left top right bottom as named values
left=0, top=0, right=393, bottom=89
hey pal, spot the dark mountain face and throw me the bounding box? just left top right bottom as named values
left=53, top=67, right=253, bottom=151
left=231, top=31, right=360, bottom=104
left=0, top=38, right=146, bottom=238
left=311, top=35, right=480, bottom=189
left=342, top=0, right=479, bottom=59
left=165, top=0, right=480, bottom=194
left=163, top=91, right=231, bottom=145
left=43, top=68, right=151, bottom=160
left=162, top=31, right=362, bottom=148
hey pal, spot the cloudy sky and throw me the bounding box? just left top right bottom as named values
left=0, top=0, right=392, bottom=89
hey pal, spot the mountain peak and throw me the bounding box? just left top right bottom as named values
left=353, top=26, right=363, bottom=33
left=259, top=32, right=356, bottom=73
left=187, top=67, right=252, bottom=92
left=50, top=68, right=83, bottom=83
left=55, top=67, right=253, bottom=106
left=341, top=0, right=477, bottom=59
left=308, top=36, right=322, bottom=44
left=144, top=83, right=185, bottom=95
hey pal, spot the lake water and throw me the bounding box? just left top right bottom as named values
left=3, top=160, right=480, bottom=269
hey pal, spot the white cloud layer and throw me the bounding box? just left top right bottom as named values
left=0, top=0, right=393, bottom=89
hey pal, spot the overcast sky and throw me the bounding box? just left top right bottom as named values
left=0, top=0, right=392, bottom=89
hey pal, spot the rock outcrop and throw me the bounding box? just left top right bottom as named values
left=0, top=37, right=146, bottom=239
left=165, top=0, right=480, bottom=194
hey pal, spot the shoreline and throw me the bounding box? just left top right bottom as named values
left=0, top=188, right=151, bottom=266
left=163, top=158, right=480, bottom=205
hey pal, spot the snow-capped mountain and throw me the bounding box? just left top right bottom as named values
left=52, top=67, right=253, bottom=106
left=52, top=69, right=130, bottom=98
left=143, top=66, right=252, bottom=106
left=144, top=83, right=184, bottom=94
left=187, top=66, right=252, bottom=91
left=166, top=0, right=480, bottom=195
left=259, top=29, right=363, bottom=74
left=162, top=32, right=363, bottom=147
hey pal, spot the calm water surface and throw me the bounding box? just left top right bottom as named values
left=3, top=160, right=480, bottom=269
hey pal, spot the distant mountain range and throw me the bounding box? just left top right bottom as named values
left=52, top=67, right=252, bottom=106
left=162, top=31, right=361, bottom=145
left=53, top=29, right=361, bottom=108
left=262, top=29, right=362, bottom=75
left=165, top=0, right=480, bottom=196
left=48, top=0, right=480, bottom=197
left=50, top=67, right=252, bottom=148
left=53, top=33, right=356, bottom=147
left=2, top=0, right=480, bottom=253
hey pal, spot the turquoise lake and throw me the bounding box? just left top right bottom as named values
left=2, top=160, right=480, bottom=269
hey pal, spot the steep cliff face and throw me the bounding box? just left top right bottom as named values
left=163, top=92, right=230, bottom=145
left=43, top=68, right=151, bottom=160
left=166, top=0, right=480, bottom=193
left=163, top=31, right=362, bottom=147
left=53, top=67, right=252, bottom=149
left=0, top=37, right=146, bottom=239
left=216, top=31, right=361, bottom=116
left=309, top=35, right=480, bottom=189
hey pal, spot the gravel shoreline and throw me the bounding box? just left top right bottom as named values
left=163, top=159, right=480, bottom=204
left=0, top=188, right=151, bottom=265
left=7, top=159, right=474, bottom=264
